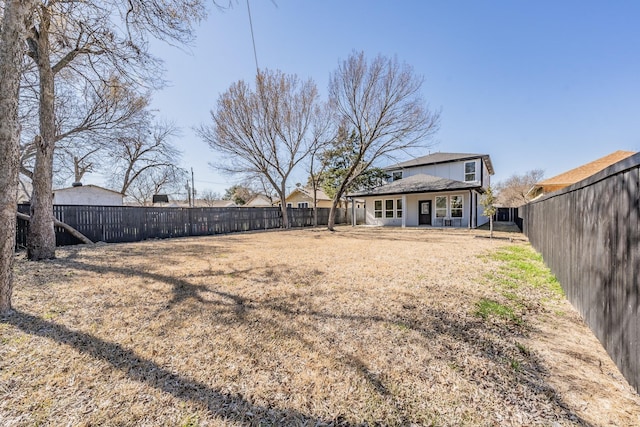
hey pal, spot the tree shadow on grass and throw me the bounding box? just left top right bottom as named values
left=1, top=310, right=354, bottom=426
left=29, top=256, right=597, bottom=425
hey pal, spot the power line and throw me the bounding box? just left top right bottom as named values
left=246, top=0, right=259, bottom=73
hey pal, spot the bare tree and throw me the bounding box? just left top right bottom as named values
left=22, top=0, right=205, bottom=260
left=198, top=69, right=325, bottom=228
left=0, top=0, right=39, bottom=313
left=325, top=51, right=440, bottom=230
left=199, top=189, right=223, bottom=206
left=50, top=78, right=151, bottom=186
left=494, top=169, right=545, bottom=207
left=125, top=166, right=187, bottom=205
left=105, top=119, right=185, bottom=200
left=305, top=105, right=335, bottom=226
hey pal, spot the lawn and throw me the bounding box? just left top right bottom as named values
left=1, top=227, right=638, bottom=426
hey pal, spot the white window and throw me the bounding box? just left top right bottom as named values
left=396, top=198, right=403, bottom=218
left=374, top=200, right=383, bottom=218
left=385, top=200, right=394, bottom=218
left=392, top=171, right=403, bottom=181
left=297, top=202, right=309, bottom=208
left=464, top=161, right=476, bottom=182
left=435, top=196, right=447, bottom=218
left=450, top=195, right=463, bottom=218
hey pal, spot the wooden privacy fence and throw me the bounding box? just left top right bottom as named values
left=16, top=205, right=356, bottom=248
left=521, top=153, right=640, bottom=393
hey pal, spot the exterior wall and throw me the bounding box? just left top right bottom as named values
left=363, top=191, right=486, bottom=227
left=387, top=158, right=484, bottom=186
left=481, top=161, right=491, bottom=189
left=285, top=190, right=333, bottom=208
left=476, top=192, right=489, bottom=227
left=53, top=186, right=123, bottom=206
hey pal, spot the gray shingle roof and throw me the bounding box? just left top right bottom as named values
left=349, top=174, right=482, bottom=197
left=385, top=152, right=494, bottom=175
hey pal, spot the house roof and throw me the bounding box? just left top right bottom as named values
left=534, top=150, right=636, bottom=190
left=285, top=187, right=331, bottom=201
left=349, top=173, right=482, bottom=197
left=54, top=184, right=122, bottom=195
left=385, top=152, right=495, bottom=175
left=244, top=194, right=273, bottom=207
left=204, top=200, right=237, bottom=208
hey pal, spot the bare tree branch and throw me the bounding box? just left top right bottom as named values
left=198, top=69, right=326, bottom=228
left=324, top=51, right=440, bottom=230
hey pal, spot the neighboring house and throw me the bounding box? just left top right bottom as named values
left=53, top=183, right=124, bottom=206
left=206, top=200, right=237, bottom=208
left=243, top=194, right=273, bottom=207
left=196, top=199, right=237, bottom=208
left=279, top=186, right=334, bottom=208
left=350, top=152, right=494, bottom=228
left=527, top=150, right=636, bottom=200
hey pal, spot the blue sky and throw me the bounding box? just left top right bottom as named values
left=147, top=0, right=640, bottom=196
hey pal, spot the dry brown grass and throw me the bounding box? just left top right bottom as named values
left=1, top=226, right=638, bottom=426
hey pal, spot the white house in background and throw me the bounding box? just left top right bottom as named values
left=350, top=152, right=494, bottom=228
left=53, top=184, right=123, bottom=206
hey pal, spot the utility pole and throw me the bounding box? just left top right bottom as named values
left=186, top=180, right=191, bottom=207
left=191, top=167, right=196, bottom=207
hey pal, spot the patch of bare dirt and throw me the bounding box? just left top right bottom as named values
left=1, top=226, right=638, bottom=426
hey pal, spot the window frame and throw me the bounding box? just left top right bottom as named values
left=385, top=199, right=394, bottom=218
left=374, top=200, right=383, bottom=218
left=450, top=195, right=463, bottom=218
left=435, top=196, right=447, bottom=218
left=396, top=198, right=403, bottom=218
left=297, top=202, right=309, bottom=208
left=392, top=171, right=403, bottom=181
left=464, top=161, right=476, bottom=182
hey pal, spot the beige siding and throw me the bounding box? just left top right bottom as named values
left=285, top=190, right=333, bottom=208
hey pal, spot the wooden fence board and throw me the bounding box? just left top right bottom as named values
left=15, top=205, right=357, bottom=249
left=521, top=154, right=640, bottom=393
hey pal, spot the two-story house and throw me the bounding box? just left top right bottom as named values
left=350, top=152, right=494, bottom=228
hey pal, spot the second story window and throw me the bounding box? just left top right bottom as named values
left=464, top=161, right=476, bottom=182
left=392, top=171, right=403, bottom=181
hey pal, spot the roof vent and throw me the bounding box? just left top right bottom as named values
left=72, top=182, right=83, bottom=187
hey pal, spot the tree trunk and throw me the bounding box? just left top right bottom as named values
left=312, top=184, right=318, bottom=227
left=278, top=186, right=289, bottom=229
left=0, top=0, right=35, bottom=314
left=28, top=7, right=57, bottom=260
left=327, top=198, right=339, bottom=231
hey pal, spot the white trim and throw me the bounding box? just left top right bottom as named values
left=384, top=199, right=394, bottom=218
left=435, top=195, right=447, bottom=218
left=450, top=195, right=463, bottom=218
left=374, top=199, right=383, bottom=218
left=464, top=161, right=476, bottom=182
